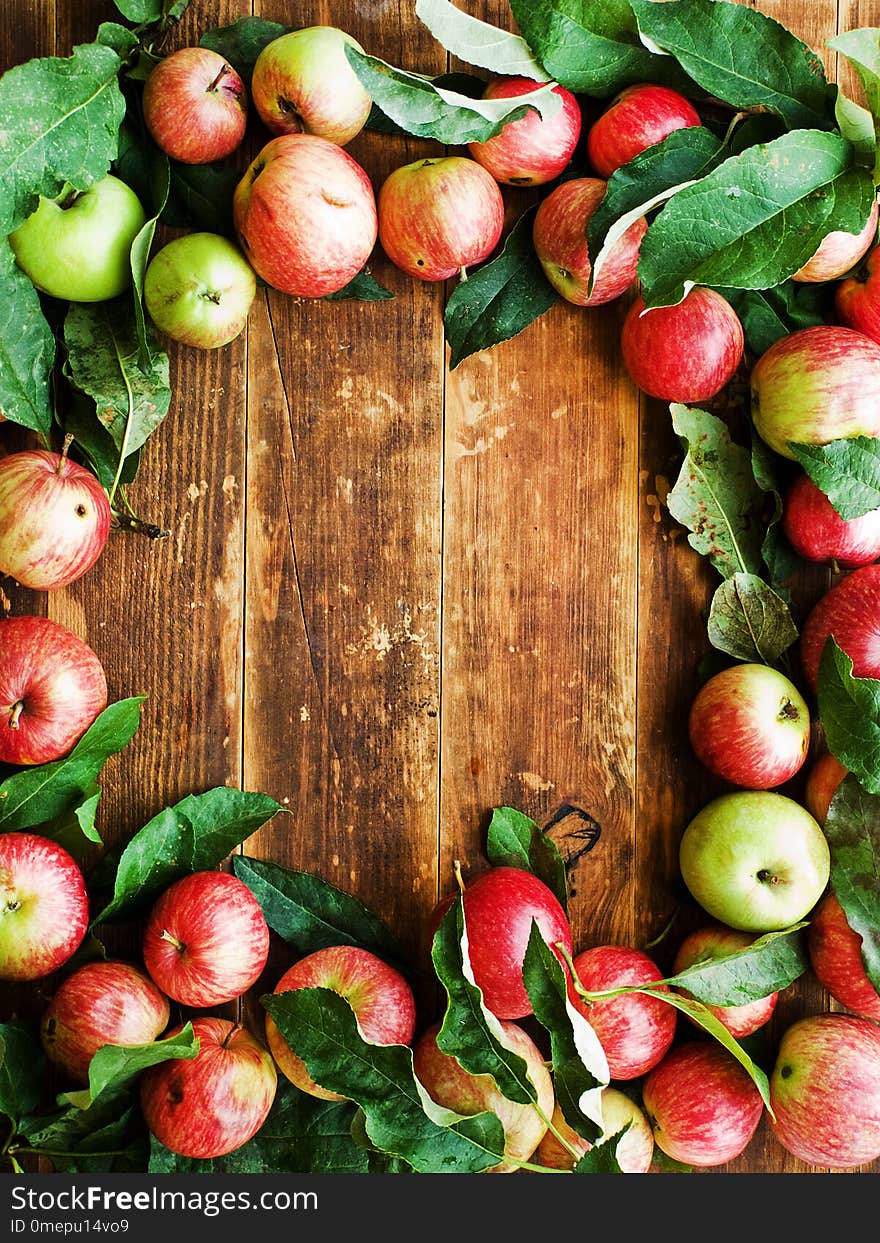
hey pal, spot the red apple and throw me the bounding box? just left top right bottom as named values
left=570, top=945, right=676, bottom=1079
left=532, top=177, right=647, bottom=307
left=414, top=1020, right=554, bottom=1173
left=0, top=449, right=111, bottom=590
left=266, top=945, right=416, bottom=1100
left=378, top=156, right=504, bottom=281
left=587, top=83, right=701, bottom=179
left=41, top=961, right=170, bottom=1082
left=808, top=893, right=880, bottom=1020
left=836, top=243, right=880, bottom=345
left=468, top=78, right=581, bottom=186
left=535, top=1090, right=654, bottom=1173
left=233, top=134, right=378, bottom=298
left=143, top=47, right=247, bottom=165
left=142, top=871, right=270, bottom=1008
left=793, top=198, right=878, bottom=283
left=140, top=1018, right=277, bottom=1159
left=783, top=472, right=880, bottom=567
left=0, top=616, right=107, bottom=766
left=673, top=925, right=778, bottom=1038
left=621, top=288, right=744, bottom=402
left=804, top=752, right=848, bottom=823
left=800, top=563, right=880, bottom=689
left=0, top=833, right=89, bottom=980
left=688, top=663, right=810, bottom=790
left=771, top=1013, right=880, bottom=1167
left=643, top=1043, right=763, bottom=1166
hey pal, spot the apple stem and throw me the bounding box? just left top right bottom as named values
left=452, top=859, right=466, bottom=894
left=159, top=929, right=186, bottom=954
left=459, top=266, right=469, bottom=283
left=221, top=1023, right=241, bottom=1050
left=7, top=702, right=23, bottom=730
left=207, top=63, right=230, bottom=93
left=57, top=433, right=74, bottom=473
left=110, top=508, right=171, bottom=541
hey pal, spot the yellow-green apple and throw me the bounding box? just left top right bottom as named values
left=0, top=616, right=106, bottom=766
left=0, top=449, right=111, bottom=590
left=251, top=27, right=371, bottom=146
left=234, top=134, right=377, bottom=297
left=793, top=198, right=878, bottom=283
left=143, top=47, right=247, bottom=164
left=468, top=78, right=581, bottom=186
left=587, top=83, right=701, bottom=178
left=643, top=1043, right=763, bottom=1166
left=799, top=564, right=880, bottom=689
left=414, top=1020, right=553, bottom=1173
left=9, top=176, right=145, bottom=302
left=378, top=156, right=504, bottom=281
left=266, top=945, right=416, bottom=1099
left=144, top=233, right=256, bottom=349
left=140, top=1018, right=276, bottom=1159
left=836, top=243, right=880, bottom=345
left=41, top=961, right=170, bottom=1082
left=751, top=326, right=880, bottom=458
left=535, top=1089, right=654, bottom=1173
left=672, top=925, right=778, bottom=1037
left=679, top=792, right=830, bottom=932
left=569, top=945, right=676, bottom=1079
left=770, top=1014, right=880, bottom=1167
left=804, top=753, right=847, bottom=823
left=142, top=871, right=270, bottom=1008
left=0, top=833, right=89, bottom=980
left=808, top=893, right=880, bottom=1020
left=532, top=177, right=646, bottom=306
left=621, top=288, right=743, bottom=402
left=688, top=663, right=809, bottom=790
left=783, top=472, right=880, bottom=567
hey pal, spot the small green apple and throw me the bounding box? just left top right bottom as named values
left=144, top=232, right=256, bottom=349
left=9, top=175, right=146, bottom=302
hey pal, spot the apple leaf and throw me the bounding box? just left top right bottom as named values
left=128, top=145, right=170, bottom=370
left=0, top=43, right=126, bottom=237
left=324, top=268, right=394, bottom=303
left=522, top=924, right=608, bottom=1143
left=817, top=638, right=880, bottom=796
left=706, top=573, right=798, bottom=666
left=0, top=698, right=144, bottom=833
left=365, top=72, right=484, bottom=136
left=638, top=133, right=876, bottom=308
left=37, top=786, right=103, bottom=864
left=834, top=89, right=877, bottom=171
left=0, top=1023, right=47, bottom=1126
left=96, top=23, right=140, bottom=61
left=231, top=854, right=406, bottom=965
left=630, top=0, right=833, bottom=131
left=17, top=1087, right=145, bottom=1173
left=0, top=241, right=54, bottom=440
left=662, top=926, right=807, bottom=1005
left=749, top=434, right=800, bottom=592
left=262, top=988, right=506, bottom=1173
left=112, top=0, right=162, bottom=20
left=790, top=437, right=880, bottom=522
left=572, top=1131, right=626, bottom=1174
left=823, top=775, right=880, bottom=993
left=94, top=788, right=284, bottom=924
left=415, top=0, right=549, bottom=81
left=485, top=806, right=567, bottom=907
left=725, top=284, right=829, bottom=359
left=63, top=391, right=141, bottom=493
left=199, top=17, right=290, bottom=83
left=652, top=1149, right=694, bottom=1174
left=61, top=1025, right=200, bottom=1111
left=666, top=406, right=765, bottom=581
left=829, top=30, right=880, bottom=179
left=161, top=161, right=239, bottom=237
left=445, top=207, right=557, bottom=371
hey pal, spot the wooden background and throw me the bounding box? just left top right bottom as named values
left=2, top=0, right=878, bottom=1175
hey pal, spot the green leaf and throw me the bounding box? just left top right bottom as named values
left=444, top=208, right=557, bottom=370
left=129, top=147, right=170, bottom=369
left=824, top=775, right=880, bottom=993
left=485, top=806, right=567, bottom=907
left=631, top=0, right=832, bottom=131
left=749, top=433, right=800, bottom=591
left=199, top=17, right=289, bottom=83
left=0, top=240, right=54, bottom=439
left=652, top=1148, right=693, bottom=1174
left=725, top=284, right=829, bottom=358
left=415, top=0, right=549, bottom=80
left=572, top=1132, right=625, bottom=1173
left=639, top=132, right=876, bottom=308
left=0, top=43, right=126, bottom=236
left=344, top=47, right=561, bottom=144
left=39, top=786, right=103, bottom=863
left=162, top=161, right=239, bottom=236
left=263, top=989, right=505, bottom=1173
left=706, top=573, right=798, bottom=665
left=664, top=926, right=807, bottom=1005
left=818, top=638, right=880, bottom=796
left=0, top=699, right=144, bottom=833
left=666, top=405, right=764, bottom=580
left=835, top=89, right=877, bottom=170
left=96, top=23, right=140, bottom=61
left=231, top=855, right=405, bottom=963
left=95, top=788, right=283, bottom=924
left=829, top=29, right=880, bottom=179
left=113, top=0, right=161, bottom=20
left=21, top=1089, right=143, bottom=1173
left=0, top=1023, right=46, bottom=1125
left=64, top=390, right=141, bottom=493
left=323, top=268, right=394, bottom=303
left=67, top=1025, right=199, bottom=1109
left=366, top=72, right=484, bottom=135
left=790, top=437, right=880, bottom=522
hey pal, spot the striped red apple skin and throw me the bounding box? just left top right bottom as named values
left=469, top=78, right=582, bottom=187
left=836, top=244, right=880, bottom=345
left=0, top=833, right=89, bottom=980
left=587, top=83, right=701, bottom=179
left=621, top=287, right=744, bottom=402
left=799, top=563, right=880, bottom=689
left=808, top=894, right=880, bottom=1021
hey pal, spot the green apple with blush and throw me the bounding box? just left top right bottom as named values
left=144, top=232, right=256, bottom=349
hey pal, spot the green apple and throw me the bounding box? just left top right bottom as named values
left=9, top=175, right=146, bottom=302
left=679, top=791, right=830, bottom=932
left=144, top=232, right=256, bottom=349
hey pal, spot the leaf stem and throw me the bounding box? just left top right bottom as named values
left=9, top=1146, right=128, bottom=1160
left=106, top=320, right=136, bottom=507
left=534, top=1102, right=582, bottom=1162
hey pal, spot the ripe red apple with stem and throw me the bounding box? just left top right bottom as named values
left=783, top=472, right=880, bottom=567
left=532, top=177, right=646, bottom=306
left=143, top=47, right=247, bottom=164
left=621, top=288, right=744, bottom=402
left=0, top=616, right=107, bottom=766
left=234, top=134, right=377, bottom=298
left=808, top=893, right=880, bottom=1020
left=836, top=243, right=880, bottom=345
left=378, top=156, right=504, bottom=281
left=0, top=833, right=89, bottom=981
left=535, top=1089, right=654, bottom=1173
left=587, top=83, right=701, bottom=178
left=468, top=78, right=581, bottom=186
left=688, top=663, right=810, bottom=790
left=142, top=871, right=270, bottom=1008
left=140, top=1018, right=277, bottom=1159
left=41, top=961, right=170, bottom=1082
left=673, top=925, right=778, bottom=1038
left=804, top=752, right=847, bottom=823
left=793, top=199, right=878, bottom=283
left=799, top=563, right=880, bottom=689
